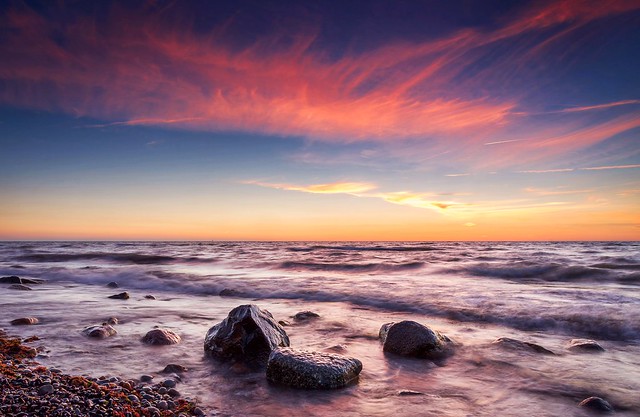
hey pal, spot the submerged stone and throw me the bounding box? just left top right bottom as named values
left=204, top=304, right=289, bottom=365
left=567, top=339, right=605, bottom=352
left=142, top=329, right=181, bottom=345
left=492, top=337, right=555, bottom=355
left=379, top=321, right=455, bottom=359
left=11, top=317, right=39, bottom=326
left=578, top=396, right=614, bottom=412
left=8, top=284, right=32, bottom=291
left=293, top=311, right=320, bottom=321
left=83, top=324, right=117, bottom=339
left=108, top=292, right=130, bottom=300
left=266, top=347, right=362, bottom=389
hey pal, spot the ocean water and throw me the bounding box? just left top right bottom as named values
left=1, top=241, right=639, bottom=416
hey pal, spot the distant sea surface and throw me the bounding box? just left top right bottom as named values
left=1, top=241, right=639, bottom=416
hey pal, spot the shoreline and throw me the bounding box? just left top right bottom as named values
left=0, top=329, right=204, bottom=417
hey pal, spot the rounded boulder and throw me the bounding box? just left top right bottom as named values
left=266, top=347, right=362, bottom=389
left=379, top=321, right=455, bottom=359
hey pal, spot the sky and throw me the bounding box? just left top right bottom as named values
left=0, top=0, right=639, bottom=241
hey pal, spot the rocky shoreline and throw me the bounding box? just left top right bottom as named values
left=0, top=329, right=204, bottom=417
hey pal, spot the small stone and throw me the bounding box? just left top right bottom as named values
left=219, top=288, right=238, bottom=297
left=108, top=292, right=129, bottom=300
left=578, top=396, right=614, bottom=412
left=145, top=294, right=156, bottom=300
left=492, top=337, right=555, bottom=355
left=127, top=394, right=139, bottom=403
left=158, top=387, right=167, bottom=395
left=38, top=384, right=54, bottom=395
left=293, top=311, right=320, bottom=321
left=161, top=364, right=187, bottom=374
left=162, top=379, right=177, bottom=388
left=398, top=390, right=424, bottom=396
left=142, top=329, right=181, bottom=345
left=157, top=401, right=168, bottom=410
left=106, top=281, right=119, bottom=288
left=194, top=407, right=206, bottom=416
left=82, top=324, right=117, bottom=339
left=278, top=320, right=291, bottom=326
left=140, top=375, right=154, bottom=383
left=567, top=339, right=605, bottom=352
left=147, top=406, right=161, bottom=415
left=8, top=284, right=32, bottom=291
left=11, top=317, right=39, bottom=325
left=167, top=388, right=180, bottom=397
left=106, top=317, right=118, bottom=325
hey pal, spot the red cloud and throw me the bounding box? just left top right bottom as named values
left=0, top=0, right=638, bottom=144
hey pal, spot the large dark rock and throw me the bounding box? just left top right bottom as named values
left=83, top=324, right=117, bottom=339
left=142, top=329, right=181, bottom=345
left=379, top=321, right=455, bottom=359
left=492, top=337, right=555, bottom=355
left=266, top=347, right=362, bottom=389
left=204, top=304, right=290, bottom=365
left=578, top=397, right=613, bottom=412
left=567, top=339, right=605, bottom=352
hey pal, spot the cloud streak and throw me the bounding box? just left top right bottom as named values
left=0, top=0, right=638, bottom=152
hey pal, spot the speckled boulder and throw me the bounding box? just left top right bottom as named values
left=142, top=329, right=181, bottom=345
left=11, top=317, right=39, bottom=326
left=204, top=304, right=289, bottom=365
left=567, top=339, right=605, bottom=352
left=379, top=321, right=455, bottom=359
left=83, top=324, right=117, bottom=339
left=266, top=347, right=362, bottom=389
left=492, top=337, right=555, bottom=355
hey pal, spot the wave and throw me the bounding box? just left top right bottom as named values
left=286, top=244, right=440, bottom=253
left=278, top=261, right=425, bottom=272
left=459, top=262, right=611, bottom=282
left=15, top=252, right=214, bottom=265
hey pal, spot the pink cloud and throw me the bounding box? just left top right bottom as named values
left=1, top=0, right=637, bottom=148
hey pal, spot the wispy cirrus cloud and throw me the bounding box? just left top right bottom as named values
left=0, top=0, right=638, bottom=150
left=242, top=180, right=376, bottom=195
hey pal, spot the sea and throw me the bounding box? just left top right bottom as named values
left=1, top=241, right=639, bottom=416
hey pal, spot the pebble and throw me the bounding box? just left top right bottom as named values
left=38, top=384, right=54, bottom=395
left=127, top=394, right=140, bottom=403
left=194, top=407, right=206, bottom=416
left=168, top=388, right=180, bottom=397
left=157, top=400, right=168, bottom=410
left=163, top=378, right=177, bottom=388
left=578, top=397, right=614, bottom=412
left=140, top=374, right=154, bottom=383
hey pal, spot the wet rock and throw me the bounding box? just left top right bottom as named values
left=194, top=407, right=206, bottom=416
left=398, top=390, right=424, bottom=396
left=162, top=379, right=177, bottom=388
left=293, top=311, right=320, bottom=321
left=278, top=320, right=291, bottom=326
left=1, top=276, right=43, bottom=284
left=11, top=317, right=39, bottom=326
left=578, top=396, right=614, bottom=412
left=8, top=284, right=32, bottom=291
left=145, top=294, right=156, bottom=300
left=106, top=281, right=119, bottom=288
left=204, top=304, right=290, bottom=365
left=167, top=388, right=180, bottom=397
left=567, top=339, right=605, bottom=352
left=83, top=324, right=117, bottom=339
left=106, top=317, right=119, bottom=325
left=140, top=375, right=154, bottom=383
left=142, top=328, right=181, bottom=345
left=379, top=321, right=455, bottom=359
left=160, top=364, right=187, bottom=374
left=0, top=275, right=23, bottom=284
left=108, top=292, right=130, bottom=300
left=492, top=337, right=555, bottom=355
left=266, top=347, right=362, bottom=389
left=38, top=384, right=54, bottom=395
